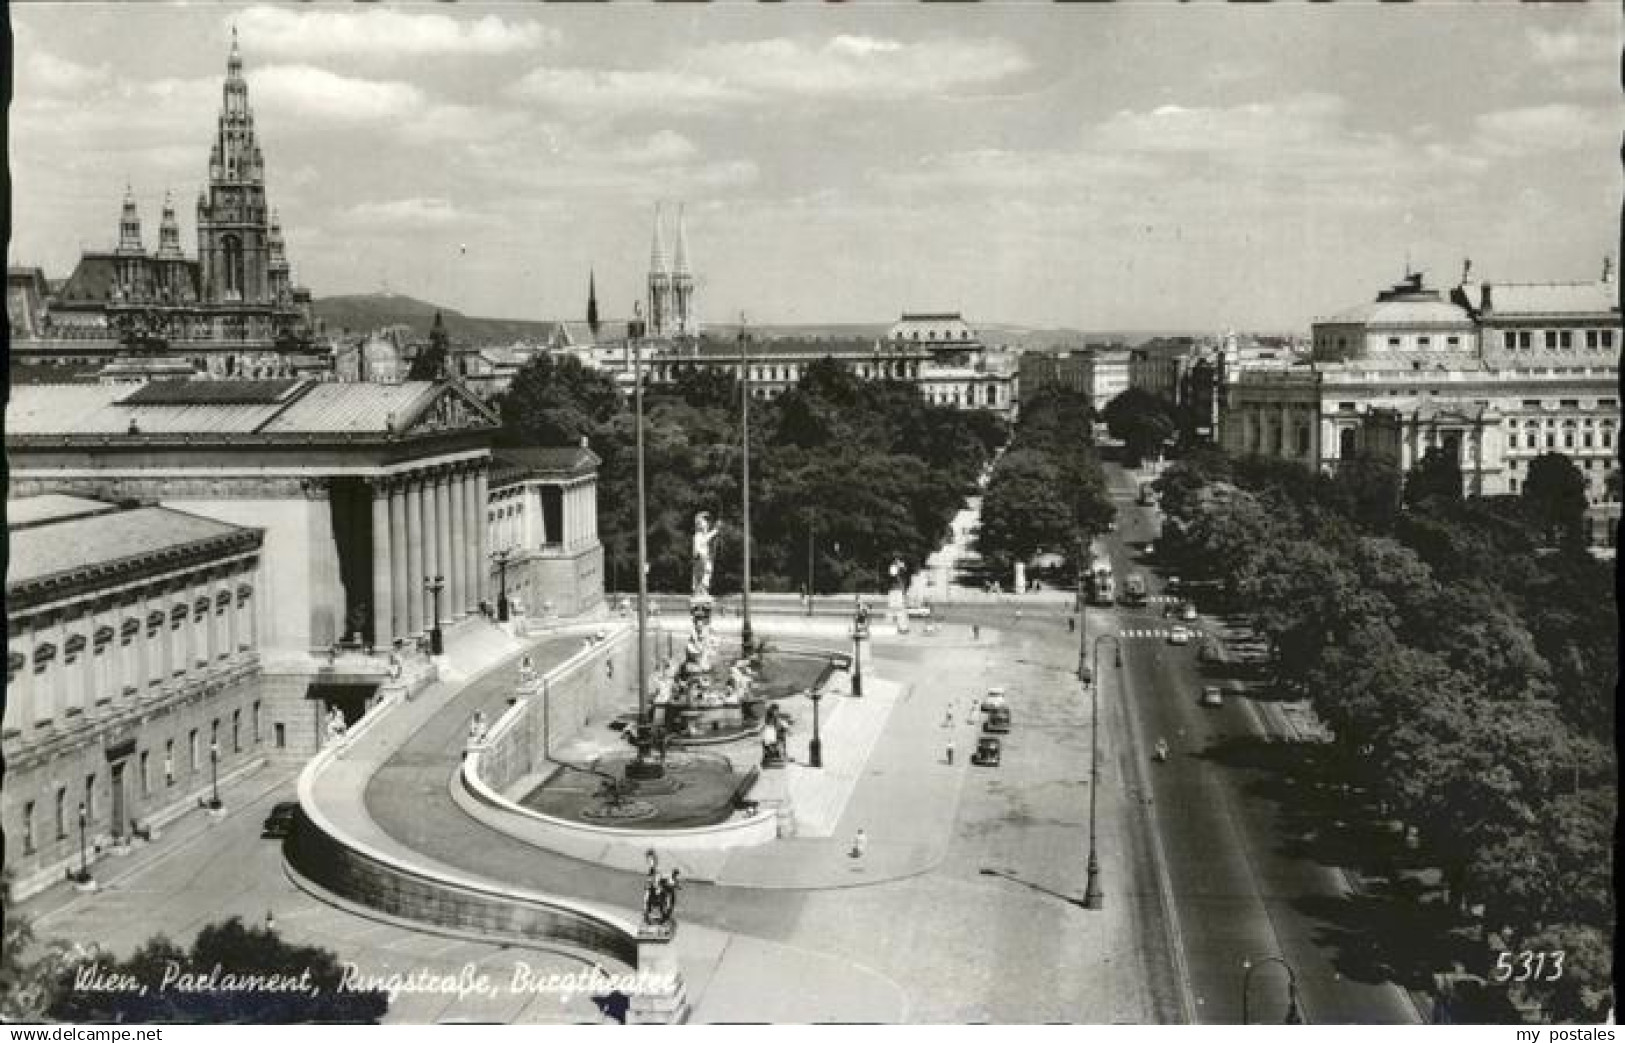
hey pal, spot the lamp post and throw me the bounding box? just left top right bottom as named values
left=492, top=548, right=512, bottom=621
left=739, top=314, right=754, bottom=654
left=806, top=514, right=816, bottom=617
left=1241, top=955, right=1304, bottom=1024
left=208, top=740, right=222, bottom=810
left=425, top=575, right=445, bottom=655
left=808, top=684, right=824, bottom=768
left=627, top=303, right=664, bottom=782
left=1083, top=633, right=1122, bottom=910
left=851, top=596, right=867, bottom=697
left=75, top=801, right=90, bottom=884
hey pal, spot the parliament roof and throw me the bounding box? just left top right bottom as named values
left=6, top=379, right=498, bottom=443
left=491, top=445, right=600, bottom=485
left=7, top=504, right=261, bottom=604
left=7, top=494, right=119, bottom=530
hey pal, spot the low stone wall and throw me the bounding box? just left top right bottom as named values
left=455, top=738, right=781, bottom=871
left=287, top=685, right=640, bottom=970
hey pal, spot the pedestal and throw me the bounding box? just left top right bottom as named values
left=628, top=925, right=690, bottom=1025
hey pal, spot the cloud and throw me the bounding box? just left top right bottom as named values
left=509, top=68, right=746, bottom=116
left=250, top=65, right=427, bottom=124
left=1471, top=103, right=1618, bottom=157
left=509, top=34, right=1031, bottom=116
left=235, top=5, right=554, bottom=61
left=342, top=198, right=466, bottom=227
left=1525, top=5, right=1620, bottom=94
left=20, top=48, right=112, bottom=94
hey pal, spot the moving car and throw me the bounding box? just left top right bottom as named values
left=971, top=735, right=1003, bottom=766
left=1168, top=624, right=1192, bottom=646
left=981, top=687, right=1010, bottom=712
left=1180, top=601, right=1199, bottom=622
left=983, top=707, right=1012, bottom=734
left=262, top=801, right=300, bottom=839
left=1200, top=685, right=1224, bottom=708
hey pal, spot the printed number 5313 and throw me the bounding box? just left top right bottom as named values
left=1493, top=950, right=1564, bottom=982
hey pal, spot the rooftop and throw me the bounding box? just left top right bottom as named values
left=490, top=444, right=601, bottom=485
left=6, top=380, right=497, bottom=441
left=7, top=505, right=260, bottom=592
left=7, top=494, right=119, bottom=530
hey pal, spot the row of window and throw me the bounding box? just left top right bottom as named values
left=16, top=703, right=277, bottom=856
left=1503, top=329, right=1616, bottom=351
left=12, top=587, right=252, bottom=679
left=1385, top=335, right=1465, bottom=350
left=1512, top=429, right=1614, bottom=451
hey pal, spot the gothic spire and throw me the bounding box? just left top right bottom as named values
left=649, top=203, right=670, bottom=276
left=587, top=269, right=600, bottom=334
left=672, top=203, right=692, bottom=277
left=117, top=184, right=145, bottom=255
left=157, top=189, right=183, bottom=258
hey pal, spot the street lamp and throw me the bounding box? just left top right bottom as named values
left=207, top=740, right=222, bottom=810
left=492, top=548, right=512, bottom=621
left=851, top=596, right=868, bottom=697
left=74, top=801, right=91, bottom=885
left=808, top=681, right=825, bottom=768
left=425, top=575, right=445, bottom=655
left=806, top=514, right=816, bottom=617
left=1083, top=633, right=1122, bottom=910
left=1241, top=955, right=1304, bottom=1024
left=739, top=314, right=755, bottom=655
left=627, top=303, right=664, bottom=782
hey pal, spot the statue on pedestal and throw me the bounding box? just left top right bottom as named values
left=518, top=654, right=537, bottom=686
left=642, top=858, right=681, bottom=927
left=691, top=512, right=720, bottom=599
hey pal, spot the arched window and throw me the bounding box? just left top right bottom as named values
left=147, top=611, right=165, bottom=636
left=64, top=634, right=87, bottom=665
left=221, top=235, right=244, bottom=296
left=216, top=590, right=232, bottom=613
left=194, top=596, right=211, bottom=621
left=170, top=604, right=188, bottom=630
left=121, top=618, right=140, bottom=646
left=33, top=643, right=57, bottom=675
left=94, top=626, right=114, bottom=653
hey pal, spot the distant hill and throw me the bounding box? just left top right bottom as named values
left=313, top=294, right=558, bottom=345
left=312, top=294, right=1209, bottom=350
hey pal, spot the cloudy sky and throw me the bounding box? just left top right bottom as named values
left=9, top=2, right=1621, bottom=331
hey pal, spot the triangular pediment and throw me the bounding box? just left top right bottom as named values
left=399, top=380, right=500, bottom=436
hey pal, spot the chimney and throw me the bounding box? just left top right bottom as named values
left=1604, top=256, right=1614, bottom=285
left=1461, top=257, right=1472, bottom=285
left=1480, top=283, right=1493, bottom=314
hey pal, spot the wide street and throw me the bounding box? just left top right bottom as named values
left=1091, top=461, right=1420, bottom=1024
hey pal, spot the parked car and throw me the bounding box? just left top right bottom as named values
left=1168, top=625, right=1192, bottom=646
left=983, top=707, right=1013, bottom=734
left=262, top=801, right=300, bottom=839
left=1166, top=576, right=1182, bottom=595
left=981, top=687, right=1010, bottom=712
left=1180, top=601, right=1199, bottom=622
left=971, top=735, right=1003, bottom=766
left=1200, top=685, right=1224, bottom=708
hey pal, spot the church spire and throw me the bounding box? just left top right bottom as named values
left=672, top=204, right=691, bottom=277
left=117, top=184, right=146, bottom=256
left=156, top=190, right=183, bottom=259
left=649, top=202, right=670, bottom=275
left=587, top=269, right=600, bottom=335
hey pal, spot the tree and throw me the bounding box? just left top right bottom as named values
left=48, top=918, right=389, bottom=1023
left=1403, top=446, right=1463, bottom=507
left=1102, top=388, right=1177, bottom=464
left=499, top=352, right=622, bottom=447
left=406, top=311, right=449, bottom=381
left=1520, top=452, right=1588, bottom=546
left=976, top=450, right=1076, bottom=578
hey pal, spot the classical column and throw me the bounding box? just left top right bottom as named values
left=448, top=465, right=467, bottom=618
left=389, top=480, right=409, bottom=641
left=406, top=474, right=425, bottom=635
left=370, top=477, right=394, bottom=648
left=458, top=471, right=477, bottom=613
left=11, top=640, right=37, bottom=732
left=433, top=471, right=452, bottom=626
left=475, top=462, right=492, bottom=602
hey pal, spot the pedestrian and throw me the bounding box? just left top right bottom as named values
left=1068, top=615, right=1076, bottom=633
left=944, top=710, right=954, bottom=728
left=972, top=623, right=981, bottom=641
left=945, top=738, right=955, bottom=765
left=850, top=828, right=867, bottom=859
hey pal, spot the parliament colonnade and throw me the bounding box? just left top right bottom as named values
left=367, top=456, right=492, bottom=649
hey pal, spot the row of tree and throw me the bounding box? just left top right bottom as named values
left=498, top=353, right=1006, bottom=594
left=1154, top=447, right=1616, bottom=1021
left=974, top=389, right=1115, bottom=582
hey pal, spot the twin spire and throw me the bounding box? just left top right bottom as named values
left=646, top=203, right=697, bottom=338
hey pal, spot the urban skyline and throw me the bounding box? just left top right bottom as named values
left=8, top=3, right=1621, bottom=332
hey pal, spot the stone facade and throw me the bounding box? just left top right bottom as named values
left=4, top=498, right=268, bottom=898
